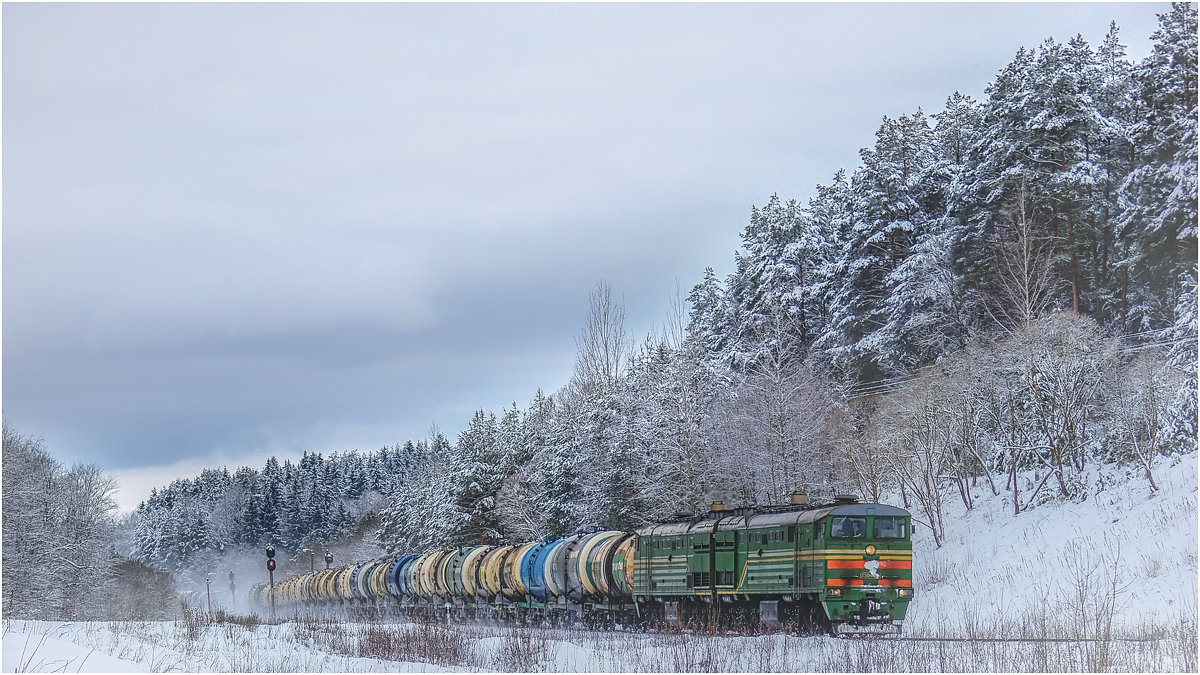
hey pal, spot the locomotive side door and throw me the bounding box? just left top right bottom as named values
left=713, top=527, right=736, bottom=592
left=688, top=526, right=712, bottom=592
left=799, top=520, right=820, bottom=591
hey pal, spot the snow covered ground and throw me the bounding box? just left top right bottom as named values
left=908, top=452, right=1198, bottom=637
left=4, top=613, right=1193, bottom=673
left=1, top=619, right=468, bottom=673
left=3, top=454, right=1195, bottom=672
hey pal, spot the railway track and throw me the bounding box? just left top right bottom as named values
left=265, top=607, right=1163, bottom=645
left=843, top=634, right=1166, bottom=644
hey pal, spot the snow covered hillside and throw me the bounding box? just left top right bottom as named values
left=908, top=451, right=1197, bottom=639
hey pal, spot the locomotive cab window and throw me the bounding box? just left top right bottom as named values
left=873, top=516, right=909, bottom=539
left=831, top=516, right=866, bottom=538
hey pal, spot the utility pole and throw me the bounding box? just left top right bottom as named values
left=206, top=575, right=212, bottom=612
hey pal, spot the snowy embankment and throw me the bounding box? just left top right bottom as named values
left=0, top=617, right=864, bottom=673
left=1, top=618, right=468, bottom=673
left=3, top=613, right=1193, bottom=673
left=908, top=452, right=1198, bottom=637
left=3, top=455, right=1195, bottom=673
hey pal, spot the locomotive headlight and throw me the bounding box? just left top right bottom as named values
left=897, top=588, right=914, bottom=598
left=826, top=587, right=843, bottom=597
left=865, top=544, right=877, bottom=556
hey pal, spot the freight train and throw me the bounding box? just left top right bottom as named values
left=250, top=492, right=913, bottom=634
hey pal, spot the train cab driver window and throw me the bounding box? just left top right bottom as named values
left=831, top=516, right=866, bottom=538
left=873, top=516, right=908, bottom=538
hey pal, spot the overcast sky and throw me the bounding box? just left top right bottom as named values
left=3, top=2, right=1170, bottom=511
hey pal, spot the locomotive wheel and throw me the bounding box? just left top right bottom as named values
left=718, top=602, right=754, bottom=634
left=781, top=598, right=830, bottom=635
left=676, top=600, right=694, bottom=632
left=681, top=599, right=715, bottom=634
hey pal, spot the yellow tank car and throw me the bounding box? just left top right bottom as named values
left=480, top=545, right=515, bottom=599
left=461, top=546, right=491, bottom=598
left=501, top=542, right=537, bottom=599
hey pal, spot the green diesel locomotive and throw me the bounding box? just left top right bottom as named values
left=633, top=493, right=912, bottom=634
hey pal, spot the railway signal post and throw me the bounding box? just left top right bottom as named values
left=266, top=546, right=276, bottom=622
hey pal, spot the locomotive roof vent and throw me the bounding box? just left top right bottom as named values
left=789, top=490, right=809, bottom=506
left=833, top=494, right=860, bottom=504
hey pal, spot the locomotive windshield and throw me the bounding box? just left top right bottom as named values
left=830, top=516, right=866, bottom=538
left=873, top=516, right=909, bottom=538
